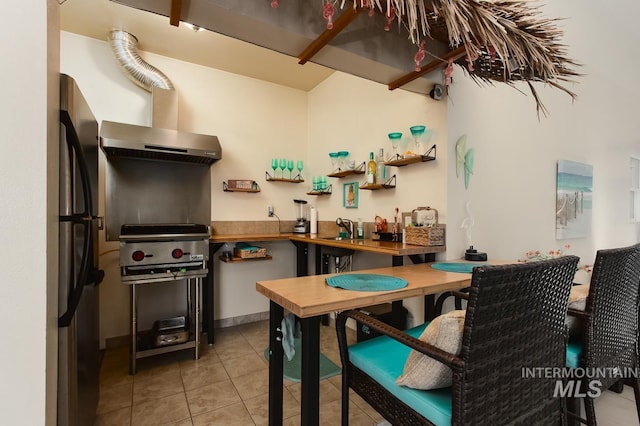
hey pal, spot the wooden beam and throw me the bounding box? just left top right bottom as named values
left=388, top=45, right=466, bottom=90
left=298, top=6, right=364, bottom=65
left=170, top=0, right=182, bottom=27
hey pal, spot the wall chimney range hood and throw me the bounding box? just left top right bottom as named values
left=100, top=121, right=222, bottom=165
left=101, top=31, right=222, bottom=165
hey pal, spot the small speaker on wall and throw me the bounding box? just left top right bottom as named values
left=429, top=84, right=443, bottom=100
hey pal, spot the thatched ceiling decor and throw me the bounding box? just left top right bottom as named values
left=340, top=0, right=581, bottom=116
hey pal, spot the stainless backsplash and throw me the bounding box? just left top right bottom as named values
left=104, top=157, right=211, bottom=241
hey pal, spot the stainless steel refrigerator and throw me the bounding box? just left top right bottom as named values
left=58, top=74, right=104, bottom=426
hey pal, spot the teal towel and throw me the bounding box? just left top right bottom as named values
left=281, top=314, right=296, bottom=361
left=326, top=274, right=408, bottom=291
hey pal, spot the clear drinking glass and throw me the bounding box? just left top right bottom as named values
left=410, top=125, right=426, bottom=155
left=271, top=158, right=278, bottom=178
left=338, top=151, right=349, bottom=171
left=329, top=152, right=339, bottom=172
left=279, top=158, right=287, bottom=178
left=287, top=160, right=294, bottom=179
left=388, top=132, right=402, bottom=159
left=296, top=160, right=304, bottom=180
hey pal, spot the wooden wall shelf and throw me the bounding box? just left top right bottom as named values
left=223, top=181, right=260, bottom=192
left=360, top=175, right=396, bottom=190
left=265, top=171, right=304, bottom=183
left=327, top=162, right=366, bottom=178
left=385, top=144, right=436, bottom=167
left=219, top=255, right=273, bottom=263
left=307, top=184, right=332, bottom=195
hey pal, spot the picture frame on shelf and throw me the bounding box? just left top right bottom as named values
left=402, top=212, right=412, bottom=229
left=343, top=182, right=359, bottom=208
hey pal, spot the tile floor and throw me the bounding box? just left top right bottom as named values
left=95, top=320, right=640, bottom=425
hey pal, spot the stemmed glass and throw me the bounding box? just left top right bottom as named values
left=296, top=160, right=304, bottom=180
left=279, top=158, right=287, bottom=178
left=410, top=125, right=426, bottom=156
left=287, top=160, right=295, bottom=179
left=271, top=158, right=278, bottom=179
left=388, top=132, right=402, bottom=160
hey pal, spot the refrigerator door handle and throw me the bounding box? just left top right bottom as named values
left=58, top=111, right=103, bottom=328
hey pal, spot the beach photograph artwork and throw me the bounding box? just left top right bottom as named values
left=556, top=160, right=593, bottom=239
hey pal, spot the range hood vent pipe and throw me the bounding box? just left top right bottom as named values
left=108, top=30, right=174, bottom=92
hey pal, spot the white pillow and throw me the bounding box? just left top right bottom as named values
left=569, top=284, right=590, bottom=311
left=396, top=309, right=465, bottom=390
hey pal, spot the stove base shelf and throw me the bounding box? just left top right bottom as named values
left=135, top=336, right=197, bottom=359
left=129, top=276, right=201, bottom=375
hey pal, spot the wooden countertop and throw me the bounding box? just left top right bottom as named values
left=256, top=263, right=471, bottom=318
left=210, top=233, right=445, bottom=256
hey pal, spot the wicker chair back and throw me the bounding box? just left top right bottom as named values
left=454, top=256, right=579, bottom=424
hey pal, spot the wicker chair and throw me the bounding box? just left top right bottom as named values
left=336, top=256, right=580, bottom=425
left=565, top=243, right=640, bottom=425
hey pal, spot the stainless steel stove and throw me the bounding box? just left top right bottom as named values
left=119, top=223, right=210, bottom=284
left=118, top=223, right=210, bottom=374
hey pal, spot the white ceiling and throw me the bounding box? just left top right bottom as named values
left=60, top=0, right=335, bottom=91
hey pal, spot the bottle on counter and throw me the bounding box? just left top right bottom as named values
left=357, top=218, right=364, bottom=239
left=376, top=148, right=386, bottom=184
left=367, top=152, right=377, bottom=185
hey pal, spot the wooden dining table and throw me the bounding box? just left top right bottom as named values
left=256, top=262, right=476, bottom=425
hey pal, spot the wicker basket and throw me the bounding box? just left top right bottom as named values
left=405, top=225, right=445, bottom=246
left=234, top=246, right=267, bottom=258
left=405, top=207, right=445, bottom=246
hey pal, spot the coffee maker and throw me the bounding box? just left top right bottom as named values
left=293, top=199, right=309, bottom=233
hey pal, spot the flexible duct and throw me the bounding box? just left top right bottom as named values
left=108, top=30, right=174, bottom=92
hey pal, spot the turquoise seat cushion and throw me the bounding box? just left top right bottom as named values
left=348, top=323, right=452, bottom=426
left=566, top=337, right=583, bottom=369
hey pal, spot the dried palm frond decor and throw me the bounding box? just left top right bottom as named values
left=274, top=0, right=580, bottom=116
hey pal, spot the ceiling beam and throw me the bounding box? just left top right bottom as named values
left=170, top=0, right=182, bottom=27
left=388, top=45, right=466, bottom=90
left=298, top=6, right=365, bottom=65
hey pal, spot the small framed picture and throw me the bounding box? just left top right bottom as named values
left=343, top=182, right=359, bottom=208
left=402, top=212, right=412, bottom=229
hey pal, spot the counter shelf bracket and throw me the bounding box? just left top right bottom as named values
left=327, top=161, right=366, bottom=178
left=307, top=184, right=332, bottom=196
left=265, top=171, right=304, bottom=183
left=359, top=174, right=396, bottom=190
left=385, top=144, right=437, bottom=167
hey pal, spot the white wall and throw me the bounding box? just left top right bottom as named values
left=0, top=1, right=59, bottom=424
left=446, top=1, right=640, bottom=271
left=307, top=72, right=448, bottom=225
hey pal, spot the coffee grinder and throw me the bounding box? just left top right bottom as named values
left=293, top=199, right=309, bottom=233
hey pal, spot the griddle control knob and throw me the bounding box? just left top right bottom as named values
left=132, top=250, right=145, bottom=262
left=172, top=248, right=184, bottom=259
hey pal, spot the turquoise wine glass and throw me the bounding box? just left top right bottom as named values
left=271, top=158, right=278, bottom=178
left=296, top=160, right=304, bottom=180
left=410, top=125, right=426, bottom=155
left=388, top=132, right=402, bottom=159
left=279, top=158, right=287, bottom=178
left=287, top=160, right=294, bottom=179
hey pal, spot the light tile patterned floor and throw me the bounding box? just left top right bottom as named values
left=95, top=320, right=640, bottom=425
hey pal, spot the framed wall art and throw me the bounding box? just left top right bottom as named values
left=343, top=182, right=358, bottom=208
left=556, top=160, right=593, bottom=239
